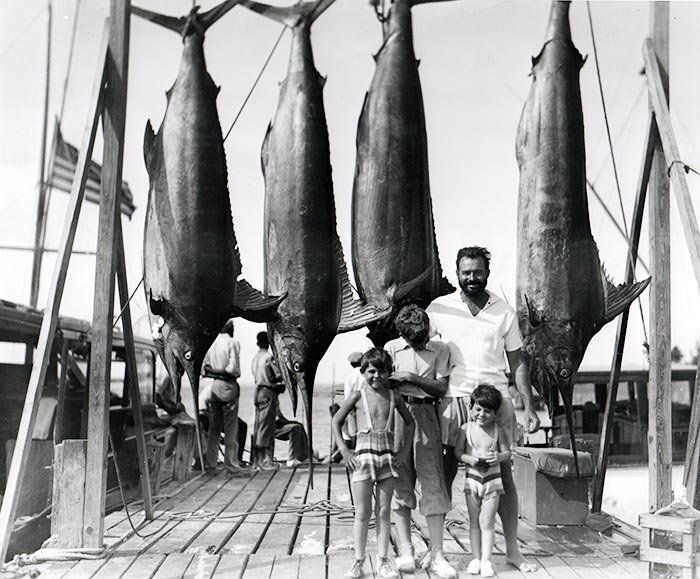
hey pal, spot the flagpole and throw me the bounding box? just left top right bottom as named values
left=29, top=0, right=52, bottom=311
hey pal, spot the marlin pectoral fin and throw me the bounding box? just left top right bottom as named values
left=602, top=270, right=651, bottom=323
left=232, top=279, right=286, bottom=322
left=386, top=266, right=432, bottom=304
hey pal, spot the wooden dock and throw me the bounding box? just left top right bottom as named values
left=27, top=465, right=644, bottom=578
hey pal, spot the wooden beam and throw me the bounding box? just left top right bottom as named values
left=591, top=117, right=654, bottom=513
left=684, top=358, right=700, bottom=508
left=54, top=340, right=70, bottom=445
left=0, top=21, right=109, bottom=564
left=643, top=38, right=700, bottom=293
left=115, top=218, right=154, bottom=519
left=84, top=0, right=130, bottom=548
left=646, top=2, right=672, bottom=513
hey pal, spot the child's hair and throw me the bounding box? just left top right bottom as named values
left=360, top=347, right=393, bottom=373
left=393, top=304, right=430, bottom=344
left=470, top=384, right=503, bottom=412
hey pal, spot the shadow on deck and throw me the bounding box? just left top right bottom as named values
left=28, top=464, right=644, bottom=578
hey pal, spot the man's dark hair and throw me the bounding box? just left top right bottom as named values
left=394, top=304, right=430, bottom=345
left=456, top=246, right=491, bottom=271
left=256, top=331, right=269, bottom=349
left=360, top=347, right=393, bottom=373
left=469, top=384, right=502, bottom=412
left=222, top=318, right=235, bottom=336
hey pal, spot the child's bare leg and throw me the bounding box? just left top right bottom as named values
left=352, top=478, right=373, bottom=561
left=375, top=477, right=396, bottom=559
left=479, top=495, right=500, bottom=563
left=465, top=494, right=482, bottom=560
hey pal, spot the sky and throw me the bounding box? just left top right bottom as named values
left=1, top=0, right=700, bottom=387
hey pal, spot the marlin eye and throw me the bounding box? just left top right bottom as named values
left=560, top=368, right=570, bottom=378
left=184, top=351, right=192, bottom=361
left=293, top=362, right=303, bottom=372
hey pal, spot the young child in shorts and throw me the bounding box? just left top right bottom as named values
left=454, top=384, right=511, bottom=577
left=332, top=348, right=415, bottom=579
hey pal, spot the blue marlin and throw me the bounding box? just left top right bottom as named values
left=135, top=1, right=285, bottom=406
left=515, top=1, right=650, bottom=472
left=351, top=0, right=455, bottom=347
left=240, top=0, right=391, bottom=471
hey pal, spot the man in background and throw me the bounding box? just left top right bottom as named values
left=252, top=331, right=308, bottom=468
left=200, top=318, right=244, bottom=472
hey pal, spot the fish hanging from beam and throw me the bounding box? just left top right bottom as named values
left=515, top=0, right=650, bottom=473
left=135, top=1, right=285, bottom=409
left=351, top=0, right=455, bottom=347
left=240, top=0, right=391, bottom=475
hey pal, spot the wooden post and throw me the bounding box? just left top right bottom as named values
left=174, top=423, right=196, bottom=482
left=591, top=118, right=654, bottom=513
left=0, top=23, right=108, bottom=564
left=54, top=340, right=69, bottom=445
left=642, top=38, right=700, bottom=292
left=115, top=218, right=154, bottom=518
left=647, top=2, right=672, bottom=513
left=84, top=0, right=130, bottom=548
left=51, top=440, right=87, bottom=548
left=684, top=358, right=700, bottom=508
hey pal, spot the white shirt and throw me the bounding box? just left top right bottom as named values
left=427, top=289, right=521, bottom=398
left=384, top=336, right=451, bottom=398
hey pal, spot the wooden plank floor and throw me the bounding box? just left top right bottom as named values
left=29, top=465, right=645, bottom=578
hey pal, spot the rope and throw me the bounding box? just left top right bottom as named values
left=162, top=499, right=355, bottom=523
left=667, top=160, right=700, bottom=179
left=586, top=1, right=649, bottom=354
left=223, top=26, right=287, bottom=142
left=112, top=277, right=144, bottom=329
left=108, top=429, right=172, bottom=539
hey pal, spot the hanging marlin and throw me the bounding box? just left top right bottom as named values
left=135, top=1, right=285, bottom=407
left=240, top=0, right=390, bottom=472
left=351, top=0, right=455, bottom=347
left=515, top=0, right=650, bottom=472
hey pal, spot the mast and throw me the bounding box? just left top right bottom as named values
left=29, top=0, right=52, bottom=310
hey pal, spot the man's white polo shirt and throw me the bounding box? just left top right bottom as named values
left=427, top=289, right=521, bottom=398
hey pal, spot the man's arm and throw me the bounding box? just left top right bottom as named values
left=389, top=371, right=448, bottom=398
left=506, top=348, right=540, bottom=434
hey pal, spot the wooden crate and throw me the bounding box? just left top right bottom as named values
left=512, top=451, right=590, bottom=526
left=639, top=513, right=700, bottom=578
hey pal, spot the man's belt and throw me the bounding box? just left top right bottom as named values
left=402, top=395, right=438, bottom=405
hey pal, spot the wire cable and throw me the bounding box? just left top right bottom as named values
left=223, top=26, right=287, bottom=142
left=586, top=1, right=649, bottom=353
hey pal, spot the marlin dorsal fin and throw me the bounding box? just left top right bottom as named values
left=602, top=268, right=651, bottom=323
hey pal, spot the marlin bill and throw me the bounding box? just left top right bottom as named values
left=515, top=0, right=649, bottom=472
